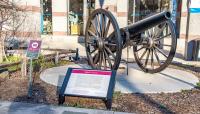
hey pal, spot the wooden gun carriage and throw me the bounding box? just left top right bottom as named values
left=85, top=9, right=177, bottom=73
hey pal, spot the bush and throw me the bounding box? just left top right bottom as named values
left=3, top=56, right=21, bottom=63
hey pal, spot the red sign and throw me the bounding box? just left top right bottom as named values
left=26, top=40, right=42, bottom=58
left=72, top=69, right=112, bottom=75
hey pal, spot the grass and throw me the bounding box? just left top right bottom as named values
left=196, top=82, right=200, bottom=88
left=181, top=89, right=190, bottom=93
left=113, top=91, right=122, bottom=100
left=2, top=56, right=22, bottom=64
left=6, top=64, right=21, bottom=72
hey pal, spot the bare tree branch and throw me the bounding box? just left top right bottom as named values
left=0, top=0, right=27, bottom=62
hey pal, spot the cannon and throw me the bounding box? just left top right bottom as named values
left=85, top=8, right=177, bottom=73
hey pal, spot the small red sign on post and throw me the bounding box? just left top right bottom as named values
left=26, top=40, right=42, bottom=58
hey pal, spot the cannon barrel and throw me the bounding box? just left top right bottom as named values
left=123, top=11, right=171, bottom=38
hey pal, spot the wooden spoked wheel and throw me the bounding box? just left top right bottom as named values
left=133, top=20, right=177, bottom=73
left=85, top=9, right=122, bottom=70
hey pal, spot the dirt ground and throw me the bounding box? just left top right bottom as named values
left=0, top=63, right=200, bottom=114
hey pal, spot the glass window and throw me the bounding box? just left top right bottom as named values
left=68, top=0, right=83, bottom=35
left=41, top=0, right=52, bottom=35
left=88, top=0, right=95, bottom=15
left=128, top=0, right=170, bottom=23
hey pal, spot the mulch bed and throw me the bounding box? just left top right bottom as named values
left=0, top=62, right=200, bottom=114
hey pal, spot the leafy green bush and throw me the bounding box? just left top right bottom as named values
left=31, top=54, right=70, bottom=72
left=6, top=64, right=21, bottom=72
left=3, top=56, right=22, bottom=63
left=196, top=82, right=200, bottom=88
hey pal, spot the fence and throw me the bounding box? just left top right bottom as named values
left=0, top=48, right=78, bottom=77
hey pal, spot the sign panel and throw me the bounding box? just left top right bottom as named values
left=190, top=0, right=200, bottom=13
left=26, top=40, right=42, bottom=58
left=59, top=68, right=116, bottom=109
left=64, top=69, right=112, bottom=98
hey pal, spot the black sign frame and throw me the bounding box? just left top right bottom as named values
left=58, top=67, right=116, bottom=110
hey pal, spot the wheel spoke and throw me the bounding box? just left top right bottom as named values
left=155, top=46, right=168, bottom=58
left=104, top=49, right=112, bottom=69
left=104, top=20, right=111, bottom=38
left=105, top=46, right=116, bottom=59
left=101, top=14, right=105, bottom=37
left=102, top=51, right=107, bottom=70
left=94, top=14, right=101, bottom=37
left=139, top=49, right=148, bottom=60
left=90, top=48, right=97, bottom=54
left=163, top=44, right=171, bottom=47
left=136, top=46, right=145, bottom=52
left=86, top=41, right=93, bottom=44
left=93, top=53, right=99, bottom=64
left=147, top=29, right=151, bottom=37
left=155, top=23, right=166, bottom=38
left=105, top=42, right=117, bottom=46
left=145, top=49, right=150, bottom=67
left=152, top=27, right=157, bottom=38
left=150, top=28, right=154, bottom=38
left=154, top=33, right=171, bottom=41
left=96, top=14, right=102, bottom=37
left=151, top=49, right=154, bottom=69
left=153, top=47, right=161, bottom=66
left=88, top=30, right=98, bottom=38
left=98, top=52, right=103, bottom=69
left=91, top=20, right=100, bottom=37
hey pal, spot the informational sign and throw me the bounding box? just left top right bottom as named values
left=26, top=40, right=42, bottom=58
left=59, top=68, right=116, bottom=109
left=190, top=0, right=200, bottom=13
left=65, top=69, right=111, bottom=97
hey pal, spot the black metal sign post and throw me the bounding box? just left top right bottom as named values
left=58, top=68, right=116, bottom=110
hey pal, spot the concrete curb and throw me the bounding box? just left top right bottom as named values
left=0, top=101, right=134, bottom=114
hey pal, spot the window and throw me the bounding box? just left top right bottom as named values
left=41, top=0, right=52, bottom=34
left=88, top=0, right=95, bottom=15
left=67, top=0, right=83, bottom=35
left=128, top=0, right=170, bottom=23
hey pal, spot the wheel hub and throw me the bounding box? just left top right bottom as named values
left=96, top=38, right=104, bottom=51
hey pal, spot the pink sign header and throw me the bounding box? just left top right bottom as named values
left=72, top=69, right=112, bottom=76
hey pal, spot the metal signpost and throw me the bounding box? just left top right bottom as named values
left=26, top=40, right=42, bottom=98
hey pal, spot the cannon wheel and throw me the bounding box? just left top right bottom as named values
left=85, top=9, right=122, bottom=70
left=133, top=20, right=177, bottom=73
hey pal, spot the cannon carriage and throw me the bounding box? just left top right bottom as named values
left=85, top=8, right=177, bottom=73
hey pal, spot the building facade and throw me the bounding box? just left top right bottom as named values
left=10, top=0, right=200, bottom=59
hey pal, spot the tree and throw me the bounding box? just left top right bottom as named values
left=0, top=0, right=26, bottom=63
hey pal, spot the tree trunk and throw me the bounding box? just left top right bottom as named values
left=0, top=41, right=3, bottom=63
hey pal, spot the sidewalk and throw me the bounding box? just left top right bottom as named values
left=0, top=101, right=133, bottom=114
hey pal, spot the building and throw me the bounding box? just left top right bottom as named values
left=3, top=0, right=200, bottom=60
